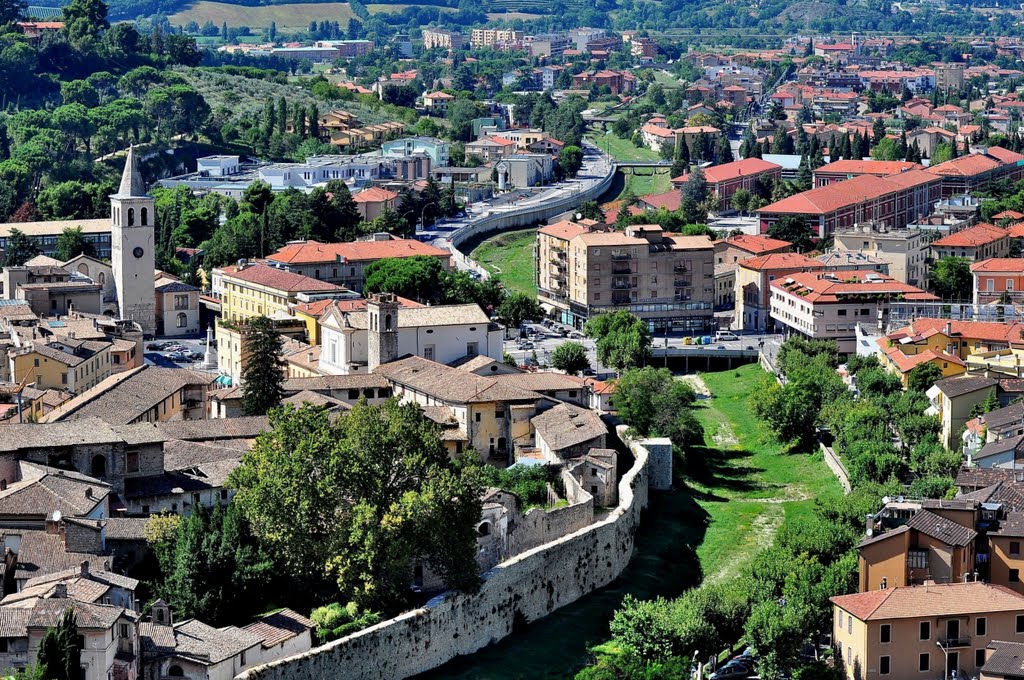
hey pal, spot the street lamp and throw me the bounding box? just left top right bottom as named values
left=936, top=640, right=948, bottom=679
left=420, top=201, right=439, bottom=232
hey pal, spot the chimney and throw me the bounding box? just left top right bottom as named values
left=945, top=321, right=952, bottom=336
left=307, top=352, right=314, bottom=364
left=102, top=559, right=110, bottom=570
left=0, top=479, right=6, bottom=491
left=80, top=560, right=89, bottom=577
left=52, top=583, right=67, bottom=598
left=865, top=513, right=874, bottom=537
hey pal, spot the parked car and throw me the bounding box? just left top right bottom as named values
left=710, top=661, right=752, bottom=680
left=519, top=342, right=534, bottom=350
left=166, top=352, right=188, bottom=362
left=146, top=343, right=162, bottom=350
left=569, top=331, right=584, bottom=339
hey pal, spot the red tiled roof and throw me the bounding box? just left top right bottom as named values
left=740, top=252, right=824, bottom=272
left=639, top=190, right=681, bottom=212
left=815, top=160, right=922, bottom=176
left=971, top=258, right=1024, bottom=272
left=832, top=582, right=1024, bottom=621
left=759, top=174, right=906, bottom=216
left=723, top=234, right=792, bottom=255
left=1007, top=222, right=1024, bottom=238
left=986, top=146, right=1024, bottom=164
left=994, top=210, right=1024, bottom=220
left=538, top=220, right=591, bottom=240
left=891, top=318, right=1022, bottom=344
left=881, top=345, right=965, bottom=373
left=220, top=264, right=344, bottom=293
left=292, top=295, right=421, bottom=318
left=771, top=270, right=937, bottom=303
left=926, top=154, right=1001, bottom=178
left=352, top=187, right=399, bottom=203
left=268, top=239, right=450, bottom=265
left=932, top=223, right=1006, bottom=248
left=702, top=158, right=781, bottom=184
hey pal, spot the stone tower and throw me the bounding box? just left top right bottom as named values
left=110, top=146, right=156, bottom=335
left=367, top=293, right=399, bottom=372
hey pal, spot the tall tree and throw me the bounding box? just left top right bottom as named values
left=35, top=609, right=80, bottom=680
left=930, top=256, right=972, bottom=301
left=229, top=401, right=484, bottom=612
left=0, top=0, right=26, bottom=23
left=307, top=104, right=319, bottom=140
left=584, top=311, right=651, bottom=373
left=4, top=228, right=38, bottom=266
left=550, top=341, right=590, bottom=376
left=55, top=226, right=95, bottom=260
left=240, top=316, right=284, bottom=416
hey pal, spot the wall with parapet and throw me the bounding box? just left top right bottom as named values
left=234, top=429, right=650, bottom=680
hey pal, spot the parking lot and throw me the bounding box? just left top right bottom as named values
left=144, top=336, right=216, bottom=370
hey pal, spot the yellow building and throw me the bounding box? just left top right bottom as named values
left=9, top=338, right=112, bottom=394
left=215, top=262, right=344, bottom=385
left=832, top=582, right=1024, bottom=680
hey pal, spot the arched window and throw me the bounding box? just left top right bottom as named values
left=78, top=264, right=88, bottom=275
left=384, top=314, right=392, bottom=331
left=168, top=665, right=184, bottom=677
left=141, top=207, right=148, bottom=226
left=127, top=208, right=134, bottom=226
left=477, top=522, right=491, bottom=537
left=176, top=313, right=187, bottom=328
left=91, top=454, right=106, bottom=478
left=98, top=272, right=105, bottom=285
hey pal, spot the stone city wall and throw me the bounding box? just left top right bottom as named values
left=235, top=431, right=650, bottom=680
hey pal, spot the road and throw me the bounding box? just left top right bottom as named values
left=418, top=141, right=614, bottom=271
left=144, top=335, right=218, bottom=372
left=504, top=322, right=785, bottom=378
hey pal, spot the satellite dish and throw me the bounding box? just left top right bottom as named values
left=52, top=510, right=62, bottom=523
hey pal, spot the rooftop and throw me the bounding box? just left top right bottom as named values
left=832, top=581, right=1024, bottom=621
left=267, top=239, right=449, bottom=265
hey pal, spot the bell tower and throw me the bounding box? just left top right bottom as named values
left=367, top=293, right=399, bottom=372
left=110, top=146, right=156, bottom=335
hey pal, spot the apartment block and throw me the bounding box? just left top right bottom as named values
left=422, top=28, right=464, bottom=51
left=971, top=259, right=1024, bottom=305
left=536, top=222, right=714, bottom=332
left=932, top=223, right=1011, bottom=261
left=769, top=270, right=936, bottom=353
left=733, top=252, right=824, bottom=333
left=470, top=28, right=525, bottom=49
left=833, top=222, right=931, bottom=287
left=832, top=582, right=1024, bottom=680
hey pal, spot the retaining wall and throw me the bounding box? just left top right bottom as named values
left=234, top=429, right=651, bottom=680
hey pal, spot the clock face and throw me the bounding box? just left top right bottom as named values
left=133, top=247, right=144, bottom=258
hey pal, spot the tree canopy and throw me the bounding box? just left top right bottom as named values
left=240, top=316, right=284, bottom=416
left=584, top=311, right=651, bottom=372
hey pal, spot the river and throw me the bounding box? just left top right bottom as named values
left=414, top=487, right=709, bottom=680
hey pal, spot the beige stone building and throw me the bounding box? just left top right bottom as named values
left=833, top=223, right=931, bottom=287
left=470, top=28, right=524, bottom=48
left=536, top=222, right=715, bottom=333
left=832, top=582, right=1024, bottom=680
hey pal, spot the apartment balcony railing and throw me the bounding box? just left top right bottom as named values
left=937, top=637, right=971, bottom=649
left=612, top=279, right=635, bottom=289
left=610, top=251, right=632, bottom=260
left=612, top=264, right=632, bottom=274
left=550, top=270, right=566, bottom=282
left=611, top=293, right=631, bottom=304
left=674, top=280, right=692, bottom=288
left=674, top=264, right=688, bottom=273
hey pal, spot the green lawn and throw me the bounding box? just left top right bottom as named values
left=615, top=169, right=672, bottom=199
left=470, top=229, right=537, bottom=297
left=685, top=365, right=842, bottom=582
left=652, top=69, right=685, bottom=89
left=586, top=130, right=661, bottom=162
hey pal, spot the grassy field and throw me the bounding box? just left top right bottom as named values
left=168, top=1, right=440, bottom=30
left=470, top=228, right=537, bottom=297
left=615, top=169, right=672, bottom=199
left=686, top=365, right=842, bottom=582
left=586, top=130, right=661, bottom=162
left=652, top=69, right=685, bottom=89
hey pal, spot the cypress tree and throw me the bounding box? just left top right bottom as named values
left=221, top=21, right=228, bottom=41
left=240, top=316, right=284, bottom=415
left=277, top=96, right=287, bottom=135
left=307, top=104, right=319, bottom=140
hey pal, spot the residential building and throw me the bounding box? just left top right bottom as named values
left=570, top=70, right=636, bottom=95
left=422, top=28, right=463, bottom=51
left=630, top=36, right=658, bottom=59
left=538, top=223, right=715, bottom=333
left=932, top=223, right=1010, bottom=261
left=817, top=251, right=890, bottom=274
left=758, top=170, right=943, bottom=238
left=813, top=160, right=924, bottom=187
left=733, top=253, right=824, bottom=333
left=465, top=136, right=518, bottom=162
left=318, top=294, right=503, bottom=375
left=9, top=338, right=113, bottom=393
left=494, top=154, right=555, bottom=190
left=831, top=582, right=1024, bottom=680
left=2, top=265, right=103, bottom=317
left=43, top=365, right=216, bottom=425
left=769, top=271, right=937, bottom=353
left=217, top=261, right=344, bottom=326
left=422, top=91, right=455, bottom=115
left=352, top=186, right=399, bottom=221
left=927, top=374, right=1000, bottom=449
left=529, top=33, right=570, bottom=58
left=971, top=259, right=1024, bottom=305
left=714, top=234, right=793, bottom=266
left=926, top=148, right=1024, bottom=197
left=373, top=354, right=542, bottom=461
left=674, top=158, right=782, bottom=203
left=63, top=254, right=114, bottom=309
left=154, top=279, right=200, bottom=337
left=110, top=146, right=156, bottom=335
left=833, top=222, right=931, bottom=287
left=265, top=236, right=451, bottom=293
left=470, top=29, right=524, bottom=49
left=140, top=601, right=262, bottom=680
left=936, top=63, right=966, bottom=91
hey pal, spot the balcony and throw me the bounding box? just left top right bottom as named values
left=674, top=294, right=691, bottom=302
left=610, top=251, right=632, bottom=261
left=674, top=264, right=688, bottom=273
left=674, top=280, right=692, bottom=288
left=551, top=258, right=567, bottom=270
left=611, top=293, right=631, bottom=304
left=612, top=264, right=632, bottom=275
left=937, top=637, right=971, bottom=649
left=550, top=270, right=566, bottom=282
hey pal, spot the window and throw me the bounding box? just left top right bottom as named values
left=475, top=412, right=481, bottom=422
left=467, top=342, right=479, bottom=355
left=142, top=505, right=149, bottom=514
left=1012, top=541, right=1020, bottom=556
left=838, top=611, right=844, bottom=627
left=33, top=358, right=39, bottom=367
left=176, top=313, right=187, bottom=328
left=240, top=651, right=246, bottom=666
left=880, top=624, right=891, bottom=643
left=174, top=295, right=189, bottom=310
left=977, top=617, right=987, bottom=637
left=908, top=550, right=928, bottom=569
left=848, top=617, right=852, bottom=634
left=920, top=621, right=930, bottom=640
left=424, top=345, right=435, bottom=361
left=590, top=485, right=598, bottom=494
left=126, top=451, right=139, bottom=473
left=919, top=653, right=929, bottom=672
left=119, top=624, right=128, bottom=638
left=61, top=373, right=67, bottom=385
left=220, top=489, right=228, bottom=501
left=348, top=389, right=360, bottom=400
left=880, top=656, right=890, bottom=675
left=977, top=649, right=987, bottom=667
left=838, top=309, right=847, bottom=316
left=1010, top=569, right=1020, bottom=583
left=1017, top=614, right=1024, bottom=633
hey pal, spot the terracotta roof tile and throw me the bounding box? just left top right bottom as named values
left=268, top=239, right=449, bottom=265
left=220, top=263, right=343, bottom=293
left=832, top=582, right=1024, bottom=621
left=933, top=223, right=1007, bottom=248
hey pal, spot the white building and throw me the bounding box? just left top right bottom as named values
left=110, top=147, right=156, bottom=335
left=318, top=296, right=503, bottom=375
